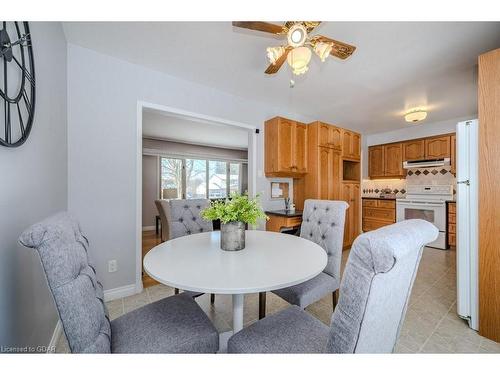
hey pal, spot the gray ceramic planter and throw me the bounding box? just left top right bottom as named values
left=220, top=221, right=245, bottom=251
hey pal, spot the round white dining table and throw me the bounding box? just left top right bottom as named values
left=143, top=230, right=327, bottom=334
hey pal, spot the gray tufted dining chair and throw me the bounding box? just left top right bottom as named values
left=259, top=200, right=348, bottom=318
left=228, top=219, right=439, bottom=353
left=155, top=198, right=215, bottom=301
left=19, top=212, right=219, bottom=353
left=155, top=199, right=213, bottom=242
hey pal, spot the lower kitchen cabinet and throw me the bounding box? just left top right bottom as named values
left=448, top=202, right=456, bottom=247
left=342, top=183, right=360, bottom=249
left=362, top=198, right=396, bottom=232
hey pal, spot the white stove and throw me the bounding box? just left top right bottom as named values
left=396, top=185, right=454, bottom=249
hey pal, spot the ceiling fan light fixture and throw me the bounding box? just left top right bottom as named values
left=287, top=46, right=312, bottom=75
left=287, top=23, right=307, bottom=48
left=405, top=109, right=428, bottom=123
left=266, top=46, right=285, bottom=65
left=314, top=41, right=333, bottom=62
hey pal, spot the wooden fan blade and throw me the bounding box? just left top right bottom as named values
left=265, top=48, right=290, bottom=74
left=314, top=35, right=356, bottom=60
left=232, top=21, right=284, bottom=35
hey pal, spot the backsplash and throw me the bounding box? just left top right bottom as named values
left=362, top=179, right=406, bottom=198
left=406, top=166, right=455, bottom=185
left=362, top=166, right=456, bottom=198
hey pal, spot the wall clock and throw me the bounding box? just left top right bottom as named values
left=0, top=22, right=35, bottom=148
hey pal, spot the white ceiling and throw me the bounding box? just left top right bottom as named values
left=142, top=109, right=249, bottom=149
left=63, top=22, right=500, bottom=134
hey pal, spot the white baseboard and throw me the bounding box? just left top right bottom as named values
left=142, top=226, right=155, bottom=231
left=48, top=320, right=63, bottom=353
left=104, top=284, right=137, bottom=302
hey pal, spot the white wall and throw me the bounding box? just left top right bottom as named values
left=67, top=44, right=314, bottom=291
left=142, top=155, right=158, bottom=228
left=361, top=115, right=476, bottom=178
left=0, top=23, right=67, bottom=349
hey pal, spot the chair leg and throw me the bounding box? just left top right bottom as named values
left=332, top=290, right=339, bottom=311
left=174, top=288, right=179, bottom=295
left=210, top=293, right=215, bottom=304
left=259, top=292, right=266, bottom=320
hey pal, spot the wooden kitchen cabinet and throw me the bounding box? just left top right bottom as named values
left=294, top=122, right=308, bottom=172
left=368, top=145, right=385, bottom=178
left=316, top=122, right=342, bottom=150
left=425, top=135, right=451, bottom=158
left=308, top=146, right=341, bottom=201
left=342, top=182, right=360, bottom=248
left=265, top=117, right=307, bottom=177
left=362, top=198, right=396, bottom=232
left=384, top=143, right=404, bottom=177
left=368, top=133, right=455, bottom=179
left=447, top=202, right=456, bottom=247
left=342, top=129, right=361, bottom=160
left=403, top=139, right=425, bottom=161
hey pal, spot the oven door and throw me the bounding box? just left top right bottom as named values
left=396, top=200, right=446, bottom=231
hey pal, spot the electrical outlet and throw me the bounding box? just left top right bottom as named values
left=108, top=259, right=118, bottom=273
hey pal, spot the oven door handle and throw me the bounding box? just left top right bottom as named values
left=398, top=201, right=444, bottom=207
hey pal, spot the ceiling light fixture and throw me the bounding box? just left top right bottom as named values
left=405, top=109, right=428, bottom=123
left=287, top=46, right=312, bottom=75
left=232, top=21, right=357, bottom=78
left=313, top=41, right=333, bottom=62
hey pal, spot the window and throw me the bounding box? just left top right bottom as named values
left=229, top=163, right=241, bottom=195
left=160, top=158, right=182, bottom=199
left=208, top=160, right=228, bottom=199
left=159, top=157, right=244, bottom=199
left=186, top=159, right=207, bottom=199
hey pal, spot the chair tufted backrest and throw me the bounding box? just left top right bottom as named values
left=19, top=212, right=111, bottom=353
left=156, top=199, right=213, bottom=240
left=300, top=200, right=348, bottom=280
left=327, top=219, right=438, bottom=353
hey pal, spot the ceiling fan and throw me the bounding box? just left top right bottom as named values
left=232, top=21, right=356, bottom=76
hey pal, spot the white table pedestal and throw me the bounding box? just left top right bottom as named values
left=232, top=294, right=244, bottom=333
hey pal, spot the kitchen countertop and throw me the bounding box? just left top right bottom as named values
left=265, top=210, right=303, bottom=218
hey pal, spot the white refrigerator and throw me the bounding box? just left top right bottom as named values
left=456, top=119, right=479, bottom=330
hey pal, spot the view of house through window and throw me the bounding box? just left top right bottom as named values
left=160, top=157, right=244, bottom=199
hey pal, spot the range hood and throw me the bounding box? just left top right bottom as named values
left=403, top=158, right=450, bottom=169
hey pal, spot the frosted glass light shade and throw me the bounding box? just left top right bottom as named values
left=287, top=46, right=312, bottom=75
left=314, top=42, right=333, bottom=62
left=405, top=109, right=428, bottom=123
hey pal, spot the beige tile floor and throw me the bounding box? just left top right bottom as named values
left=56, top=247, right=500, bottom=353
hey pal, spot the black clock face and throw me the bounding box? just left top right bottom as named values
left=0, top=22, right=35, bottom=148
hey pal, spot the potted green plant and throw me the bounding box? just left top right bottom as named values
left=201, top=192, right=268, bottom=251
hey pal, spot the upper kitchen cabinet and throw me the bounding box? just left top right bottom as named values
left=368, top=133, right=455, bottom=179
left=314, top=121, right=342, bottom=150
left=368, top=145, right=385, bottom=178
left=265, top=117, right=307, bottom=177
left=384, top=143, right=404, bottom=177
left=368, top=143, right=404, bottom=178
left=403, top=139, right=425, bottom=161
left=342, top=129, right=361, bottom=160
left=425, top=135, right=451, bottom=158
